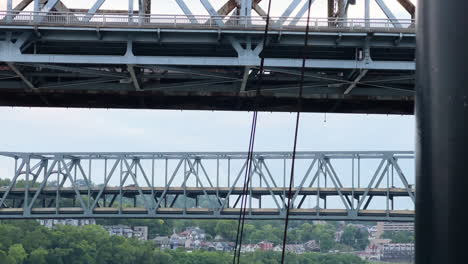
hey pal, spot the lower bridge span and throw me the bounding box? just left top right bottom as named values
left=0, top=151, right=415, bottom=221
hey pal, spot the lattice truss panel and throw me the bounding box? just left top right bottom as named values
left=0, top=1, right=415, bottom=113
left=0, top=152, right=414, bottom=221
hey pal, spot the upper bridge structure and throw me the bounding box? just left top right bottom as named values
left=0, top=151, right=415, bottom=221
left=0, top=0, right=416, bottom=114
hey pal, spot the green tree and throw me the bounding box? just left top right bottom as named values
left=214, top=220, right=238, bottom=241
left=22, top=228, right=51, bottom=252
left=0, top=224, right=22, bottom=249
left=194, top=220, right=218, bottom=237
left=27, top=248, right=48, bottom=264
left=8, top=244, right=27, bottom=264
left=0, top=250, right=8, bottom=263
left=341, top=225, right=369, bottom=250
left=313, top=224, right=336, bottom=252
left=153, top=250, right=172, bottom=264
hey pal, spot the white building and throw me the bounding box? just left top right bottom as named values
left=133, top=226, right=149, bottom=241
left=38, top=219, right=96, bottom=228
left=154, top=236, right=171, bottom=249
left=368, top=226, right=379, bottom=238
left=240, top=244, right=259, bottom=253
left=104, top=225, right=148, bottom=240
left=376, top=222, right=414, bottom=238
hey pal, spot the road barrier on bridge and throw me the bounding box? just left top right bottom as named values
left=0, top=11, right=414, bottom=32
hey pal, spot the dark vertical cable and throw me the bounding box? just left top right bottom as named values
left=232, top=1, right=273, bottom=263
left=280, top=1, right=313, bottom=263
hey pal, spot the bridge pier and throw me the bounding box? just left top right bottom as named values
left=416, top=0, right=468, bottom=263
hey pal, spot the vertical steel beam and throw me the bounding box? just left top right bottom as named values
left=139, top=0, right=144, bottom=15
left=416, top=0, right=467, bottom=263
left=365, top=0, right=370, bottom=27
left=328, top=0, right=335, bottom=18
left=129, top=0, right=134, bottom=14
left=240, top=0, right=247, bottom=17
left=240, top=0, right=252, bottom=25
left=139, top=0, right=151, bottom=14
left=245, top=0, right=252, bottom=17
left=337, top=0, right=348, bottom=19
left=34, top=0, right=40, bottom=12
left=128, top=0, right=134, bottom=23
left=6, top=0, right=13, bottom=22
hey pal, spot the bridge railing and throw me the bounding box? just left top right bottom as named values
left=0, top=11, right=415, bottom=32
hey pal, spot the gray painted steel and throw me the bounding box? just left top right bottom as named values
left=0, top=151, right=414, bottom=221
left=0, top=0, right=416, bottom=114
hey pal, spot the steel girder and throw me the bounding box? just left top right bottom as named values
left=0, top=151, right=415, bottom=221
left=0, top=1, right=416, bottom=113
left=0, top=27, right=415, bottom=113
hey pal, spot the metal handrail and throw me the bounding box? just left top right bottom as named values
left=0, top=11, right=415, bottom=31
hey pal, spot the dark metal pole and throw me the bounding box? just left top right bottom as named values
left=416, top=1, right=468, bottom=263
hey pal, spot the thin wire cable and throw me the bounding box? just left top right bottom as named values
left=280, top=0, right=313, bottom=263
left=232, top=112, right=257, bottom=264
left=232, top=1, right=273, bottom=263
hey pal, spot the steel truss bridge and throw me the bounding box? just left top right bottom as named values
left=0, top=151, right=415, bottom=221
left=0, top=0, right=415, bottom=114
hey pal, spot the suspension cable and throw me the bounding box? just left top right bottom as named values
left=232, top=1, right=273, bottom=263
left=280, top=0, right=314, bottom=263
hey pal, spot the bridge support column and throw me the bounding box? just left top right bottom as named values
left=416, top=0, right=468, bottom=263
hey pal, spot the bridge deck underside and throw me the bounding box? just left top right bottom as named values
left=0, top=187, right=415, bottom=197
left=0, top=187, right=414, bottom=220
left=0, top=208, right=413, bottom=221
left=0, top=16, right=415, bottom=114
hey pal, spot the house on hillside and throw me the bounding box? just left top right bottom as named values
left=201, top=241, right=216, bottom=251
left=241, top=244, right=260, bottom=253
left=334, top=231, right=343, bottom=242
left=133, top=226, right=148, bottom=240
left=154, top=236, right=171, bottom=249
left=179, top=227, right=206, bottom=241
left=215, top=242, right=233, bottom=251
left=258, top=241, right=274, bottom=251
left=274, top=244, right=306, bottom=254
left=304, top=240, right=320, bottom=252
left=360, top=238, right=392, bottom=260
left=170, top=231, right=186, bottom=249
left=285, top=244, right=305, bottom=254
